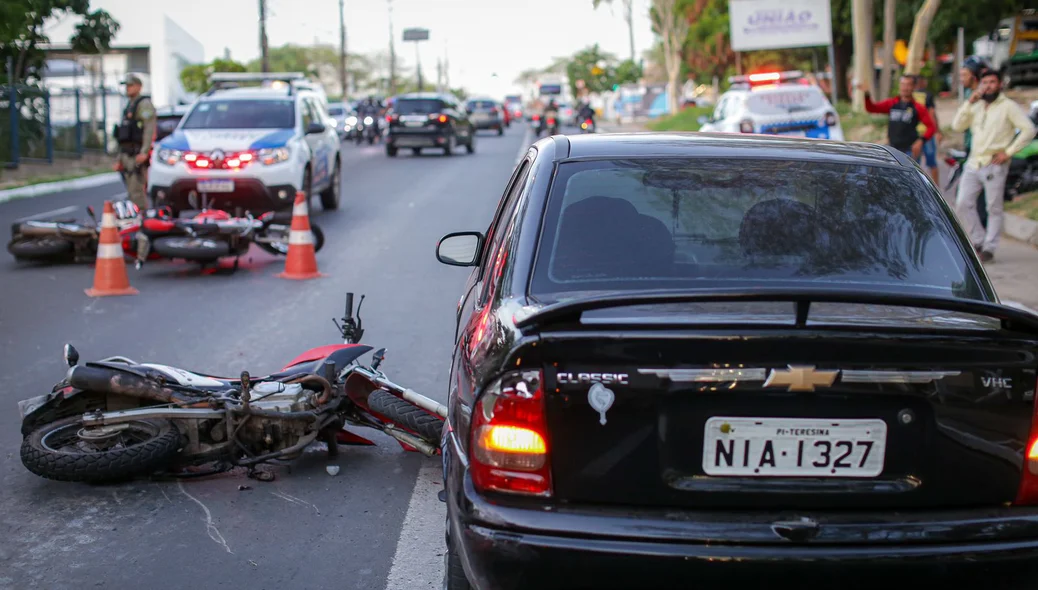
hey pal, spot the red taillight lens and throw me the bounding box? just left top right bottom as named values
left=438, top=114, right=448, bottom=123
left=1015, top=380, right=1038, bottom=504
left=470, top=370, right=551, bottom=497
left=547, top=118, right=556, bottom=125
left=739, top=120, right=754, bottom=133
left=824, top=112, right=837, bottom=126
left=182, top=150, right=254, bottom=170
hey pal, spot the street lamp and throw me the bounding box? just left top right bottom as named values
left=402, top=28, right=429, bottom=92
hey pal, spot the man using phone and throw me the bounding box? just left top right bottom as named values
left=859, top=75, right=937, bottom=162
left=951, top=69, right=1036, bottom=262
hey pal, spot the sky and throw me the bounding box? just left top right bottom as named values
left=43, top=0, right=658, bottom=97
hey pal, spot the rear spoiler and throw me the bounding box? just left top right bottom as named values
left=515, top=289, right=1038, bottom=335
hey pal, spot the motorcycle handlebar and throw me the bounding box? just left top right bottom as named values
left=345, top=293, right=354, bottom=319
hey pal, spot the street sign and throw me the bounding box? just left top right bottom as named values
left=728, top=0, right=833, bottom=52
left=402, top=28, right=429, bottom=42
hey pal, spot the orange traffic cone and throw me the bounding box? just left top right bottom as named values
left=85, top=201, right=139, bottom=297
left=276, top=192, right=324, bottom=280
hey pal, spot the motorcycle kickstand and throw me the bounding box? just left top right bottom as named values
left=322, top=429, right=340, bottom=459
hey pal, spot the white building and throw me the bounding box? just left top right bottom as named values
left=41, top=12, right=204, bottom=108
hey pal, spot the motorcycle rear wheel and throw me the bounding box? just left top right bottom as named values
left=367, top=389, right=444, bottom=444
left=150, top=236, right=232, bottom=262
left=21, top=415, right=180, bottom=483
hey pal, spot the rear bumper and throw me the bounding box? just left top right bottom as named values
left=448, top=460, right=1038, bottom=589
left=386, top=129, right=451, bottom=148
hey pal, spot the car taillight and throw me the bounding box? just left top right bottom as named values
left=470, top=369, right=551, bottom=497
left=547, top=117, right=556, bottom=125
left=1015, top=379, right=1038, bottom=504
left=438, top=114, right=448, bottom=123
left=824, top=112, right=837, bottom=126
left=739, top=119, right=754, bottom=133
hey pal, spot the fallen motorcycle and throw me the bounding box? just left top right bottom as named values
left=18, top=293, right=446, bottom=484
left=7, top=201, right=142, bottom=263
left=133, top=206, right=324, bottom=270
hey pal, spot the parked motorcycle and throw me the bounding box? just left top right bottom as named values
left=17, top=293, right=446, bottom=484
left=7, top=201, right=143, bottom=263
left=133, top=194, right=325, bottom=270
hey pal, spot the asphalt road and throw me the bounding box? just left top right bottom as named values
left=0, top=123, right=534, bottom=590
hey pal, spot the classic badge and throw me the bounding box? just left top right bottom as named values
left=763, top=365, right=839, bottom=392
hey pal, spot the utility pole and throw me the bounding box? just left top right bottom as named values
left=415, top=42, right=423, bottom=91
left=387, top=0, right=397, bottom=94
left=444, top=42, right=449, bottom=91
left=339, top=0, right=348, bottom=98
left=436, top=58, right=443, bottom=93
left=259, top=0, right=270, bottom=72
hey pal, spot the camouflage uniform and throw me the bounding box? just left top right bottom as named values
left=116, top=74, right=157, bottom=210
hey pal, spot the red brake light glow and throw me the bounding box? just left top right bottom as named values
left=438, top=114, right=448, bottom=123
left=181, top=150, right=255, bottom=170
left=1015, top=379, right=1038, bottom=505
left=470, top=370, right=552, bottom=497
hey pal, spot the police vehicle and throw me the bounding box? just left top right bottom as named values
left=149, top=72, right=341, bottom=216
left=698, top=71, right=844, bottom=141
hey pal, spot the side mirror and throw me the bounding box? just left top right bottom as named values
left=64, top=343, right=79, bottom=367
left=697, top=115, right=710, bottom=126
left=436, top=231, right=484, bottom=267
left=307, top=121, right=326, bottom=134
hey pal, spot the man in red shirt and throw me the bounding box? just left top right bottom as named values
left=857, top=75, right=937, bottom=161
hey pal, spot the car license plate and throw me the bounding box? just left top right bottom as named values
left=702, top=417, right=886, bottom=477
left=197, top=179, right=234, bottom=193
left=404, top=121, right=424, bottom=127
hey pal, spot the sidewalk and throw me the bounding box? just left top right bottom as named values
left=987, top=238, right=1038, bottom=311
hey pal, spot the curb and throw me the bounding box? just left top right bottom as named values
left=0, top=172, right=122, bottom=203
left=1004, top=212, right=1038, bottom=246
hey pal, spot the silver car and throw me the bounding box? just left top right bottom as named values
left=464, top=98, right=504, bottom=136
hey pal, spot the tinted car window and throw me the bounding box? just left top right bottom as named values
left=327, top=106, right=345, bottom=116
left=467, top=100, right=496, bottom=110
left=530, top=158, right=983, bottom=302
left=182, top=100, right=294, bottom=129
left=155, top=116, right=182, bottom=141
left=394, top=99, right=444, bottom=115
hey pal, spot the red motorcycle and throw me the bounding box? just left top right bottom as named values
left=7, top=201, right=147, bottom=263
left=17, top=293, right=445, bottom=484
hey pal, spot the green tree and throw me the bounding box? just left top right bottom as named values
left=592, top=0, right=637, bottom=62
left=179, top=58, right=247, bottom=94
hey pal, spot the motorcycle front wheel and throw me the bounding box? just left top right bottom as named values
left=256, top=224, right=325, bottom=256
left=7, top=237, right=75, bottom=261
left=21, top=415, right=180, bottom=483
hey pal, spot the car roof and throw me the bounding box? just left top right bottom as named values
left=396, top=92, right=452, bottom=101
left=201, top=87, right=307, bottom=101
left=558, top=132, right=907, bottom=168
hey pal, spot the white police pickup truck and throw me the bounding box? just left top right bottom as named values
left=149, top=72, right=341, bottom=216
left=698, top=71, right=845, bottom=141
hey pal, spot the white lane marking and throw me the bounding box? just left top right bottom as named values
left=383, top=461, right=445, bottom=590
left=177, top=481, right=233, bottom=554
left=515, top=125, right=533, bottom=165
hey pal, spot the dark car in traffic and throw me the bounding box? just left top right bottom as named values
left=154, top=104, right=191, bottom=144
left=464, top=98, right=505, bottom=136
left=385, top=92, right=475, bottom=157
left=435, top=132, right=1038, bottom=589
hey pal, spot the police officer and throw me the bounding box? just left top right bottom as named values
left=113, top=74, right=156, bottom=210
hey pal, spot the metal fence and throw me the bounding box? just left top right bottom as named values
left=1, top=84, right=128, bottom=168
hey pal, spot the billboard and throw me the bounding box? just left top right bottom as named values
left=729, top=0, right=833, bottom=52
left=402, top=28, right=429, bottom=42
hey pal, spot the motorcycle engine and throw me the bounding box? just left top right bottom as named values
left=239, top=382, right=316, bottom=453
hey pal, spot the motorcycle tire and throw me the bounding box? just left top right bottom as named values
left=21, top=415, right=180, bottom=483
left=7, top=237, right=75, bottom=261
left=367, top=389, right=444, bottom=444
left=150, top=236, right=232, bottom=262
left=257, top=223, right=325, bottom=256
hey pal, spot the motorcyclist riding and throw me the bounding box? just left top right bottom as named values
left=542, top=99, right=559, bottom=135
left=357, top=96, right=382, bottom=143
left=578, top=101, right=595, bottom=129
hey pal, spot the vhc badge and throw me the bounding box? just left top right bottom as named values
left=588, top=383, right=615, bottom=426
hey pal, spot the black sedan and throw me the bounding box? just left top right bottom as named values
left=385, top=92, right=476, bottom=157
left=435, top=132, right=1038, bottom=589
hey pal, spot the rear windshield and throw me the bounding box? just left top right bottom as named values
left=467, top=100, right=496, bottom=109
left=394, top=99, right=444, bottom=115
left=530, top=158, right=984, bottom=302
left=746, top=87, right=828, bottom=115
left=327, top=106, right=345, bottom=116
left=181, top=100, right=294, bottom=129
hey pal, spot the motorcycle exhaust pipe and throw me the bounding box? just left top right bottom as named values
left=398, top=387, right=448, bottom=419
left=68, top=365, right=178, bottom=404
left=382, top=423, right=438, bottom=456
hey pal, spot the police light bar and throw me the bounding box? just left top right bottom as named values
left=728, top=70, right=804, bottom=87
left=207, top=72, right=306, bottom=84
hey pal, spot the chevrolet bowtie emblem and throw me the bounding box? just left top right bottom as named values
left=210, top=149, right=224, bottom=161
left=763, top=365, right=839, bottom=392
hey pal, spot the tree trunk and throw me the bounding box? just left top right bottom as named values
left=851, top=0, right=873, bottom=112
left=880, top=0, right=896, bottom=98
left=904, top=0, right=940, bottom=75
left=651, top=0, right=689, bottom=115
